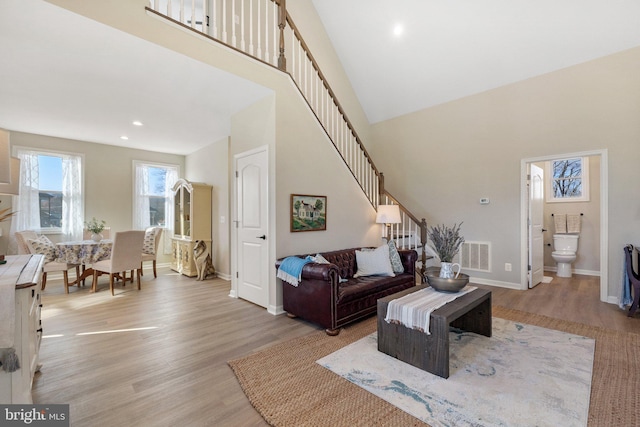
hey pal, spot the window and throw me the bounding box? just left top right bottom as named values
left=545, top=157, right=589, bottom=203
left=133, top=161, right=179, bottom=231
left=12, top=148, right=83, bottom=237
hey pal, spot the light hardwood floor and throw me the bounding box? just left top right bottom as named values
left=32, top=269, right=638, bottom=426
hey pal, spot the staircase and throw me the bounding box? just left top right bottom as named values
left=147, top=0, right=429, bottom=274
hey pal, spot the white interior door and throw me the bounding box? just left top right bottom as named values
left=236, top=148, right=269, bottom=307
left=528, top=163, right=544, bottom=288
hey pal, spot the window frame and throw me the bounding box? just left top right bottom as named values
left=545, top=156, right=590, bottom=203
left=12, top=145, right=85, bottom=235
left=132, top=160, right=180, bottom=231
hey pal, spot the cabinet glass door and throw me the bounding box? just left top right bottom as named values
left=183, top=187, right=191, bottom=238
left=174, top=188, right=182, bottom=237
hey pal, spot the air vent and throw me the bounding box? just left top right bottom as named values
left=457, top=241, right=491, bottom=272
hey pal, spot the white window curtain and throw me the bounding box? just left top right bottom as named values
left=134, top=165, right=151, bottom=230
left=61, top=155, right=83, bottom=240
left=9, top=148, right=83, bottom=253
left=133, top=162, right=178, bottom=255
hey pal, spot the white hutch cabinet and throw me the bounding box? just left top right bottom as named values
left=170, top=179, right=212, bottom=277
left=0, top=254, right=45, bottom=404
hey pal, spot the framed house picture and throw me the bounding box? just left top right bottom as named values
left=290, top=194, right=327, bottom=232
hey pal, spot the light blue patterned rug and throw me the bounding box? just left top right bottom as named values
left=317, top=317, right=594, bottom=427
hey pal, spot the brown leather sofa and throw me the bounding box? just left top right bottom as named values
left=276, top=247, right=418, bottom=335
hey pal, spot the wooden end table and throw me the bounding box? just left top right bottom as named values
left=377, top=285, right=491, bottom=378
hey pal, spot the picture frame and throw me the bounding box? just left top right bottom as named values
left=290, top=194, right=327, bottom=232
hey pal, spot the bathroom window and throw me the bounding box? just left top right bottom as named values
left=545, top=157, right=589, bottom=203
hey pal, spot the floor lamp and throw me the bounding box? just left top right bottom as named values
left=376, top=205, right=401, bottom=242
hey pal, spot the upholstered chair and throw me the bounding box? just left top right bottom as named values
left=141, top=227, right=163, bottom=278
left=92, top=230, right=145, bottom=296
left=14, top=230, right=80, bottom=294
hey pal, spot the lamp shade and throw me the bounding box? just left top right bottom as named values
left=0, top=129, right=10, bottom=184
left=0, top=157, right=20, bottom=195
left=376, top=204, right=401, bottom=224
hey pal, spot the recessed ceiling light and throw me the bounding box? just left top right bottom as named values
left=120, top=135, right=129, bottom=140
left=132, top=121, right=143, bottom=126
left=393, top=24, right=404, bottom=37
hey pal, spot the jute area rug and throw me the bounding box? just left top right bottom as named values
left=228, top=307, right=640, bottom=427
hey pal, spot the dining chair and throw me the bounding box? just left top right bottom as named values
left=82, top=227, right=111, bottom=240
left=141, top=227, right=163, bottom=278
left=624, top=245, right=640, bottom=317
left=92, top=230, right=145, bottom=296
left=14, top=230, right=80, bottom=294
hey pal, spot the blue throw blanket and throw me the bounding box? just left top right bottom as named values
left=620, top=254, right=632, bottom=309
left=277, top=256, right=313, bottom=286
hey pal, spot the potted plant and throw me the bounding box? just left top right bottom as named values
left=85, top=217, right=106, bottom=242
left=428, top=222, right=465, bottom=278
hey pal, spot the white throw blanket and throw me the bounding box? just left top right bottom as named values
left=384, top=286, right=476, bottom=334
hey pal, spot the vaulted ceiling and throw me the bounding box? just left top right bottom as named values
left=311, top=0, right=640, bottom=123
left=1, top=0, right=639, bottom=155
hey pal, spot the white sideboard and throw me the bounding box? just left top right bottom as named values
left=0, top=254, right=45, bottom=404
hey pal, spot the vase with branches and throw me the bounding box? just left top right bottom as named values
left=428, top=222, right=465, bottom=278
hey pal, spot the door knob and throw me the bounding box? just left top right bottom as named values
left=257, top=235, right=266, bottom=240
left=542, top=228, right=547, bottom=232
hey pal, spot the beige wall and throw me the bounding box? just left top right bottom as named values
left=369, top=47, right=640, bottom=299
left=44, top=0, right=640, bottom=303
left=230, top=89, right=379, bottom=312
left=185, top=137, right=230, bottom=279
left=2, top=131, right=185, bottom=265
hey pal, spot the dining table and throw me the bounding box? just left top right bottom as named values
left=56, top=239, right=113, bottom=289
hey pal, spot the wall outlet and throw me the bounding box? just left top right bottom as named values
left=505, top=263, right=512, bottom=272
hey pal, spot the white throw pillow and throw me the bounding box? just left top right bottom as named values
left=353, top=244, right=395, bottom=278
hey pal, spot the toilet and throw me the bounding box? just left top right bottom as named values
left=552, top=234, right=579, bottom=278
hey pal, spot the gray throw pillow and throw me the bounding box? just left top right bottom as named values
left=387, top=240, right=404, bottom=274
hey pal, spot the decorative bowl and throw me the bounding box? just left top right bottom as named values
left=424, top=267, right=469, bottom=293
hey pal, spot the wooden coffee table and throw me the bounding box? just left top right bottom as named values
left=377, top=285, right=491, bottom=378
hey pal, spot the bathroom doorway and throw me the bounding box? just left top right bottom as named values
left=521, top=149, right=608, bottom=302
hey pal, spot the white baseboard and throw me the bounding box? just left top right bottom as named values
left=544, top=266, right=601, bottom=277
left=468, top=276, right=522, bottom=290
left=607, top=296, right=620, bottom=305
left=268, top=304, right=285, bottom=316
left=216, top=272, right=232, bottom=281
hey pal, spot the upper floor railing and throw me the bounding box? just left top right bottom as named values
left=146, top=0, right=430, bottom=275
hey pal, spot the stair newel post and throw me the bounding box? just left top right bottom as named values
left=277, top=0, right=287, bottom=71
left=420, top=218, right=428, bottom=282
left=378, top=172, right=385, bottom=207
